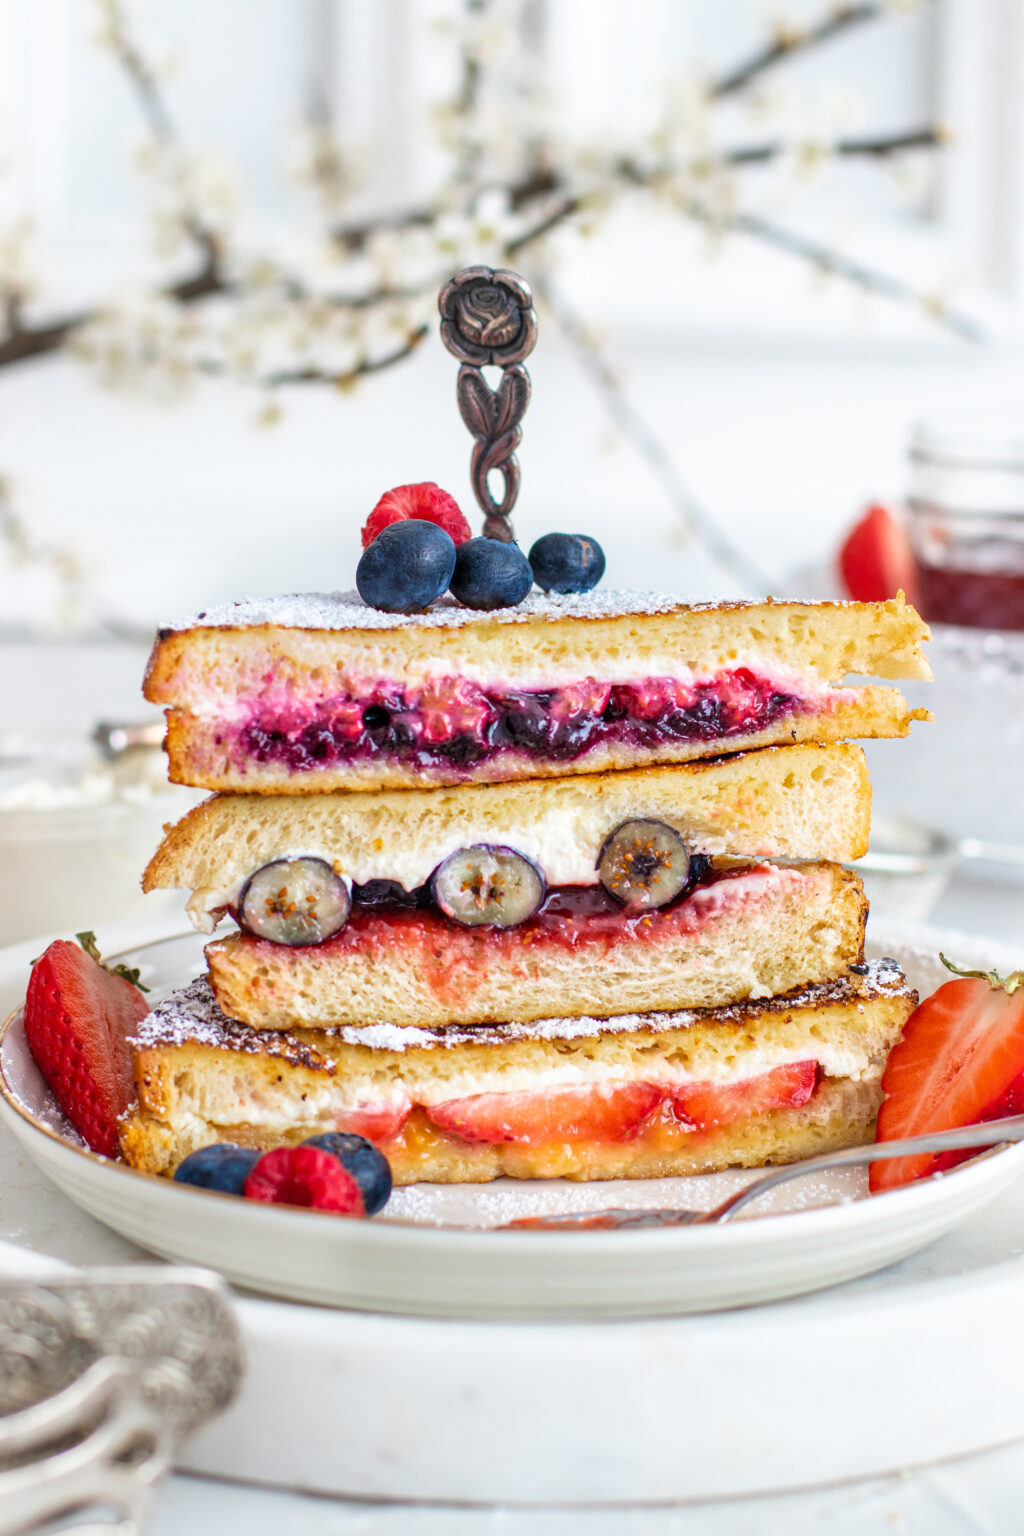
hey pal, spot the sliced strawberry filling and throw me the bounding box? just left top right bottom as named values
left=334, top=1096, right=412, bottom=1143
left=672, top=1060, right=820, bottom=1129
left=402, top=1060, right=822, bottom=1150
left=426, top=1082, right=664, bottom=1146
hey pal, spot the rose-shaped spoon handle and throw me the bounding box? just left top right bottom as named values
left=438, top=265, right=538, bottom=541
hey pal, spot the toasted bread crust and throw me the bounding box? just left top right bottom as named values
left=144, top=742, right=872, bottom=899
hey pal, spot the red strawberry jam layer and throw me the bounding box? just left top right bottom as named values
left=232, top=669, right=808, bottom=775
left=352, top=1061, right=821, bottom=1169
left=266, top=864, right=786, bottom=965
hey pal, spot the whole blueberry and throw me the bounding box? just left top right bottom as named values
left=173, top=1143, right=261, bottom=1195
left=449, top=537, right=533, bottom=611
left=528, top=532, right=606, bottom=595
left=302, top=1131, right=393, bottom=1215
left=356, top=520, right=457, bottom=614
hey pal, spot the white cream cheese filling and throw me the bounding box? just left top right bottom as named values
left=186, top=654, right=845, bottom=719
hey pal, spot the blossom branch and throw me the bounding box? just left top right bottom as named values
left=721, top=207, right=983, bottom=341
left=196, top=325, right=430, bottom=391
left=710, top=2, right=917, bottom=100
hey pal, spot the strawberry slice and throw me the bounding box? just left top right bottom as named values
left=426, top=1081, right=665, bottom=1146
left=673, top=1059, right=819, bottom=1130
left=838, top=502, right=919, bottom=606
left=362, top=483, right=472, bottom=549
left=870, top=958, right=1024, bottom=1192
left=335, top=1095, right=411, bottom=1144
left=24, top=938, right=150, bottom=1157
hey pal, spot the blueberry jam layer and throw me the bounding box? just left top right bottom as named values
left=234, top=670, right=807, bottom=775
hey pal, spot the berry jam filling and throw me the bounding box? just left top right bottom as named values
left=242, top=859, right=756, bottom=960
left=347, top=855, right=710, bottom=938
left=236, top=670, right=805, bottom=774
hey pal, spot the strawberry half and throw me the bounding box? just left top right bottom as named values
left=24, top=938, right=150, bottom=1158
left=870, top=957, right=1024, bottom=1192
left=838, top=502, right=919, bottom=606
left=426, top=1082, right=665, bottom=1146
left=673, top=1060, right=819, bottom=1130
left=361, top=483, right=472, bottom=550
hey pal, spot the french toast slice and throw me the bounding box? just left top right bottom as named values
left=145, top=591, right=930, bottom=792
left=204, top=862, right=868, bottom=1030
left=144, top=742, right=872, bottom=931
left=120, top=960, right=915, bottom=1183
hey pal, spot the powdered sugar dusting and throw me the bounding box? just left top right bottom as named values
left=132, top=960, right=912, bottom=1058
left=131, top=978, right=334, bottom=1073
left=162, top=589, right=745, bottom=635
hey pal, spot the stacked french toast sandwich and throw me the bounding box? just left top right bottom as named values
left=122, top=585, right=930, bottom=1186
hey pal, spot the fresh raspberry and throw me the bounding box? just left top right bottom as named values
left=361, top=483, right=472, bottom=550
left=23, top=939, right=150, bottom=1158
left=244, top=1144, right=366, bottom=1214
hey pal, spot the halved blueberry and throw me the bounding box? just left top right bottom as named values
left=597, top=819, right=692, bottom=910
left=431, top=844, right=546, bottom=928
left=238, top=857, right=351, bottom=946
left=302, top=1131, right=393, bottom=1215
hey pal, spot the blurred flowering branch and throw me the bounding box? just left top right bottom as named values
left=0, top=0, right=977, bottom=610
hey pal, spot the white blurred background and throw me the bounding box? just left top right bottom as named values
left=1, top=0, right=1022, bottom=634
left=2, top=0, right=1024, bottom=943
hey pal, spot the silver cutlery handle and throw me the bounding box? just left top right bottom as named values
left=91, top=721, right=166, bottom=760
left=0, top=1267, right=243, bottom=1536
left=703, top=1113, right=1024, bottom=1223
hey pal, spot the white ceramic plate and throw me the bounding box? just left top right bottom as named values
left=2, top=926, right=1023, bottom=1320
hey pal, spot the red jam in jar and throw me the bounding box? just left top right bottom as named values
left=908, top=419, right=1024, bottom=631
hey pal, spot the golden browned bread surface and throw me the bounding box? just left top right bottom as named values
left=147, top=592, right=929, bottom=792
left=144, top=743, right=872, bottom=904
left=146, top=592, right=932, bottom=702
left=121, top=961, right=914, bottom=1182
left=204, top=862, right=867, bottom=1029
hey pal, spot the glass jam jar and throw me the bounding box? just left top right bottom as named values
left=907, top=419, right=1024, bottom=631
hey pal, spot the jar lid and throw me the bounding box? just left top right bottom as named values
left=909, top=416, right=1024, bottom=473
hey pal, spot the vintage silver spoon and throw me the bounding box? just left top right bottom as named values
left=505, top=1115, right=1024, bottom=1229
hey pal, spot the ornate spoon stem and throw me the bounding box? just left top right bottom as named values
left=438, top=265, right=537, bottom=541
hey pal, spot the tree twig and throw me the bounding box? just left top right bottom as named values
left=196, top=325, right=430, bottom=390
left=719, top=206, right=984, bottom=341
left=710, top=2, right=909, bottom=99
left=531, top=274, right=771, bottom=596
